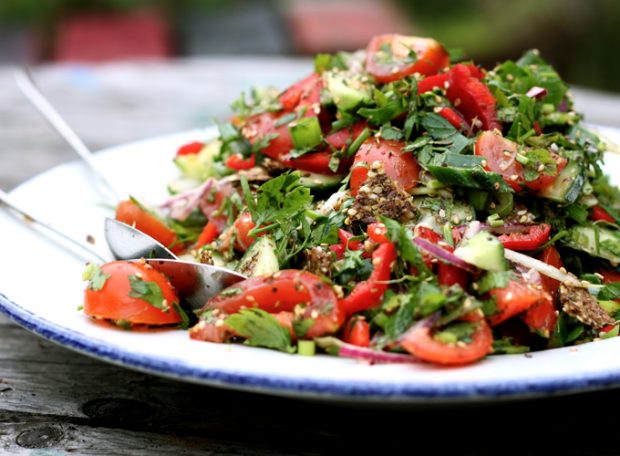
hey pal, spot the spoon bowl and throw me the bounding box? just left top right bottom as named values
left=106, top=218, right=247, bottom=308
left=105, top=217, right=177, bottom=261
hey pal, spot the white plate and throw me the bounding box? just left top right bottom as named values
left=2, top=125, right=620, bottom=406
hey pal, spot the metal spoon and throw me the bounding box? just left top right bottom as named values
left=15, top=67, right=120, bottom=203
left=105, top=217, right=246, bottom=309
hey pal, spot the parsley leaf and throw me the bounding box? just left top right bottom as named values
left=82, top=263, right=110, bottom=291
left=128, top=275, right=170, bottom=311
left=250, top=172, right=313, bottom=227
left=225, top=308, right=295, bottom=353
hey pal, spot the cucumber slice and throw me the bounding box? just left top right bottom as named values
left=427, top=153, right=514, bottom=192
left=539, top=161, right=584, bottom=204
left=325, top=70, right=372, bottom=112
left=236, top=236, right=279, bottom=277
left=173, top=140, right=221, bottom=180
left=299, top=172, right=343, bottom=190
left=289, top=117, right=322, bottom=150
left=563, top=226, right=620, bottom=263
left=454, top=231, right=507, bottom=271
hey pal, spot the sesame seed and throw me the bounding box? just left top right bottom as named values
left=510, top=174, right=519, bottom=181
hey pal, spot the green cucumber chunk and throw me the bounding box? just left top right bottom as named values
left=539, top=161, right=584, bottom=204
left=454, top=231, right=507, bottom=271
left=298, top=172, right=342, bottom=190
left=289, top=117, right=322, bottom=150
left=427, top=153, right=514, bottom=192
left=173, top=140, right=221, bottom=180
left=562, top=226, right=620, bottom=263
left=236, top=236, right=280, bottom=277
left=325, top=70, right=372, bottom=112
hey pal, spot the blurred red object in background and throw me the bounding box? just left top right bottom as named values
left=53, top=9, right=172, bottom=62
left=285, top=0, right=410, bottom=54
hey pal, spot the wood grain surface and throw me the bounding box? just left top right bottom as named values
left=2, top=58, right=620, bottom=455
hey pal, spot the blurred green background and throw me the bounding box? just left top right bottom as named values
left=0, top=0, right=618, bottom=93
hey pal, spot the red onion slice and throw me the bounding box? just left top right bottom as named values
left=413, top=237, right=477, bottom=272
left=314, top=337, right=419, bottom=364
left=526, top=86, right=548, bottom=100
left=159, top=179, right=214, bottom=221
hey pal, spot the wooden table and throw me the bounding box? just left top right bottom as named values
left=2, top=58, right=620, bottom=455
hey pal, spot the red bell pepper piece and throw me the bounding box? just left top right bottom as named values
left=195, top=221, right=219, bottom=249
left=367, top=222, right=389, bottom=244
left=591, top=205, right=616, bottom=223
left=339, top=242, right=396, bottom=317
left=225, top=153, right=256, bottom=170
left=498, top=224, right=551, bottom=251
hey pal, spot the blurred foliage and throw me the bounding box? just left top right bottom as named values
left=396, top=0, right=620, bottom=92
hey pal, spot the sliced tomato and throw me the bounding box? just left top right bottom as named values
left=438, top=263, right=468, bottom=289
left=242, top=111, right=295, bottom=160
left=279, top=73, right=322, bottom=112
left=414, top=225, right=444, bottom=270
left=350, top=138, right=420, bottom=196
left=366, top=34, right=449, bottom=83
left=591, top=205, right=617, bottom=223
left=446, top=63, right=500, bottom=131
left=367, top=222, right=389, bottom=244
left=84, top=261, right=182, bottom=325
left=233, top=212, right=265, bottom=252
left=342, top=317, right=370, bottom=347
left=524, top=154, right=567, bottom=191
left=338, top=229, right=362, bottom=251
left=401, top=317, right=493, bottom=365
left=599, top=269, right=620, bottom=284
left=487, top=279, right=545, bottom=326
left=498, top=224, right=551, bottom=251
left=115, top=199, right=181, bottom=253
left=475, top=130, right=524, bottom=192
left=538, top=246, right=563, bottom=300
left=176, top=141, right=204, bottom=156
left=324, top=121, right=368, bottom=151
left=279, top=151, right=352, bottom=175
left=196, top=270, right=344, bottom=338
left=521, top=294, right=557, bottom=338
left=225, top=153, right=256, bottom=170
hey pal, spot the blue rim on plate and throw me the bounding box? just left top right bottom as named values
left=3, top=290, right=620, bottom=401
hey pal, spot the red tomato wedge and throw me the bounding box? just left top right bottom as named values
left=401, top=317, right=493, bottom=365
left=446, top=64, right=500, bottom=131
left=350, top=138, right=420, bottom=196
left=233, top=212, right=265, bottom=252
left=279, top=73, right=322, bottom=112
left=242, top=111, right=295, bottom=160
left=475, top=130, right=524, bottom=192
left=195, top=221, right=219, bottom=249
left=488, top=280, right=546, bottom=326
left=498, top=224, right=551, bottom=251
left=84, top=261, right=182, bottom=325
left=225, top=153, right=255, bottom=171
left=475, top=131, right=566, bottom=192
left=438, top=107, right=468, bottom=130
left=342, top=317, right=371, bottom=347
left=195, top=270, right=344, bottom=339
left=115, top=199, right=181, bottom=253
left=366, top=34, right=449, bottom=83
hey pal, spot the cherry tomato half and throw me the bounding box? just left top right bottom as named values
left=115, top=199, right=181, bottom=253
left=366, top=34, right=449, bottom=84
left=401, top=317, right=493, bottom=365
left=350, top=138, right=420, bottom=196
left=84, top=261, right=182, bottom=325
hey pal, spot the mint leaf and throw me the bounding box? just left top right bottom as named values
left=225, top=308, right=295, bottom=353
left=82, top=263, right=110, bottom=291
left=128, top=275, right=170, bottom=311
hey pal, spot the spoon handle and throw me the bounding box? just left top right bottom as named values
left=15, top=68, right=121, bottom=203
left=0, top=188, right=108, bottom=264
